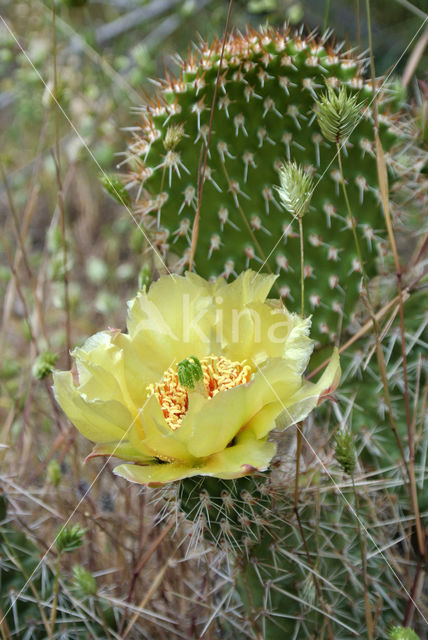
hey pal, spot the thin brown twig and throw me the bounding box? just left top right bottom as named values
left=416, top=382, right=427, bottom=441
left=51, top=0, right=71, bottom=369
left=0, top=227, right=37, bottom=350
left=0, top=202, right=64, bottom=437
left=0, top=189, right=38, bottom=361
left=0, top=109, right=49, bottom=361
left=121, top=552, right=175, bottom=640
left=365, top=0, right=425, bottom=558
left=294, top=426, right=303, bottom=511
left=118, top=519, right=175, bottom=635
left=0, top=608, right=12, bottom=640
left=0, top=163, right=50, bottom=347
left=293, top=506, right=335, bottom=640
left=402, top=23, right=428, bottom=87
left=403, top=529, right=428, bottom=625
left=409, top=231, right=428, bottom=270
left=127, top=519, right=174, bottom=598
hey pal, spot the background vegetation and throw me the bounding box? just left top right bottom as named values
left=0, top=1, right=426, bottom=638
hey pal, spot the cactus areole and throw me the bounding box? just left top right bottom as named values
left=125, top=26, right=400, bottom=343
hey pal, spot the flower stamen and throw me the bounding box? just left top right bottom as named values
left=148, top=356, right=252, bottom=431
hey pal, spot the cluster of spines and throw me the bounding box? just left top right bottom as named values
left=122, top=24, right=403, bottom=342
left=177, top=474, right=282, bottom=553
left=173, top=469, right=408, bottom=638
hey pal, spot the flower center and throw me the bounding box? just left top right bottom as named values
left=148, top=356, right=252, bottom=431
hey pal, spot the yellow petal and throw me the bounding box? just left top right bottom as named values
left=275, top=347, right=341, bottom=430
left=213, top=273, right=279, bottom=362
left=125, top=329, right=180, bottom=380
left=128, top=395, right=195, bottom=463
left=86, top=441, right=154, bottom=463
left=113, top=432, right=276, bottom=485
left=281, top=312, right=314, bottom=375
left=221, top=301, right=313, bottom=369
left=114, top=461, right=197, bottom=486
left=180, top=271, right=219, bottom=294
left=53, top=371, right=133, bottom=442
left=201, top=432, right=276, bottom=479
left=244, top=401, right=283, bottom=439
left=110, top=332, right=161, bottom=407
left=180, top=359, right=301, bottom=457
left=215, top=270, right=277, bottom=306
left=127, top=274, right=216, bottom=356
left=72, top=332, right=130, bottom=405
left=316, top=346, right=341, bottom=402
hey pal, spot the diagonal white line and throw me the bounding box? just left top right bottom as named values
left=0, top=406, right=147, bottom=626
left=1, top=8, right=426, bottom=630
left=0, top=14, right=181, bottom=625
left=257, top=16, right=428, bottom=275
left=36, top=0, right=143, bottom=105
left=0, top=15, right=175, bottom=279
left=254, top=361, right=428, bottom=625
left=393, top=0, right=428, bottom=19
left=0, top=354, right=177, bottom=627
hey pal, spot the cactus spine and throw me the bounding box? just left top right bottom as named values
left=125, top=25, right=404, bottom=343
left=118, top=24, right=425, bottom=640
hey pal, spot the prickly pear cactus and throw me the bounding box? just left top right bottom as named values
left=125, top=25, right=402, bottom=342
left=177, top=470, right=405, bottom=638
left=331, top=281, right=427, bottom=462
left=178, top=473, right=275, bottom=551
left=238, top=495, right=401, bottom=639
left=116, top=23, right=426, bottom=639
left=174, top=286, right=426, bottom=638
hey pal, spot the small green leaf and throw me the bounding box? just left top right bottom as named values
left=55, top=524, right=86, bottom=554
left=47, top=460, right=62, bottom=487
left=72, top=565, right=97, bottom=597
left=178, top=356, right=204, bottom=390
left=315, top=85, right=364, bottom=143
left=100, top=174, right=131, bottom=207
left=334, top=430, right=356, bottom=475
left=32, top=351, right=58, bottom=380
left=277, top=162, right=314, bottom=219
left=388, top=626, right=420, bottom=640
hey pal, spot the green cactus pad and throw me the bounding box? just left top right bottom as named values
left=178, top=473, right=276, bottom=550
left=177, top=471, right=407, bottom=638
left=332, top=283, right=427, bottom=467
left=125, top=25, right=403, bottom=342
left=237, top=491, right=403, bottom=639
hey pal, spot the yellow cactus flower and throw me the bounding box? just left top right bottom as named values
left=53, top=271, right=340, bottom=486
